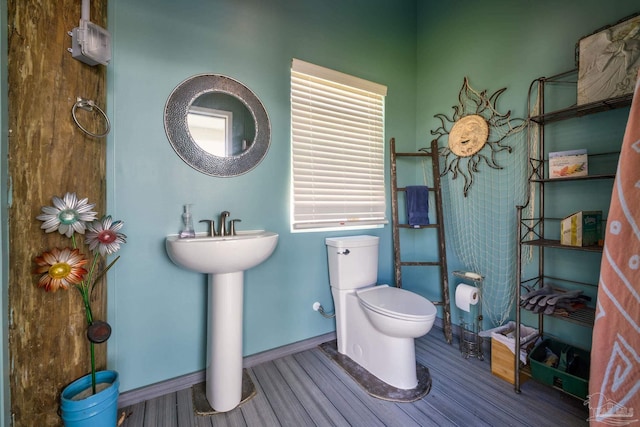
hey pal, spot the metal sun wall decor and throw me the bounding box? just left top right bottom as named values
left=426, top=77, right=527, bottom=196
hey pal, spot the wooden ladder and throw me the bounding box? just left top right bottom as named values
left=390, top=137, right=452, bottom=344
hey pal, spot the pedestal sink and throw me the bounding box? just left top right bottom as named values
left=165, top=230, right=278, bottom=412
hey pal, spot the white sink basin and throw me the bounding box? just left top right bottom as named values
left=165, top=230, right=278, bottom=274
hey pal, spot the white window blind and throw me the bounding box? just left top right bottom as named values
left=291, top=59, right=388, bottom=231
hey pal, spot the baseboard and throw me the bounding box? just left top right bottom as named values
left=117, top=332, right=336, bottom=408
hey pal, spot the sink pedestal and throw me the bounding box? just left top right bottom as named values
left=206, top=271, right=244, bottom=412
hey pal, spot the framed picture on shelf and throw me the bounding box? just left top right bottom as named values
left=577, top=13, right=640, bottom=105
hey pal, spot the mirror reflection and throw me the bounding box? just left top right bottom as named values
left=187, top=93, right=256, bottom=157
left=187, top=107, right=232, bottom=156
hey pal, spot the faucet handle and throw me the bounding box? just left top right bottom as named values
left=199, top=219, right=217, bottom=236
left=229, top=219, right=241, bottom=236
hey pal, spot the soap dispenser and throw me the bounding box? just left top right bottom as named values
left=179, top=204, right=196, bottom=238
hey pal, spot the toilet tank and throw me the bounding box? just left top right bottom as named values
left=325, top=235, right=379, bottom=289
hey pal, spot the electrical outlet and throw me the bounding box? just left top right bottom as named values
left=68, top=20, right=111, bottom=66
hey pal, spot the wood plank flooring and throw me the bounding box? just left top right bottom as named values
left=118, top=330, right=589, bottom=426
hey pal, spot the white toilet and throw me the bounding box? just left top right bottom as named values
left=325, top=235, right=437, bottom=390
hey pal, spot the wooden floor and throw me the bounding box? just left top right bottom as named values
left=118, top=330, right=589, bottom=426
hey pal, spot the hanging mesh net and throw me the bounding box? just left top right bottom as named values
left=424, top=78, right=535, bottom=327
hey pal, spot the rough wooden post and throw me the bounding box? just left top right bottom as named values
left=7, top=0, right=107, bottom=425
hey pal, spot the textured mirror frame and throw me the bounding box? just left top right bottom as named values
left=164, top=74, right=271, bottom=177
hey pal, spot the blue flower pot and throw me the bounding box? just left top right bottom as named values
left=60, top=370, right=119, bottom=427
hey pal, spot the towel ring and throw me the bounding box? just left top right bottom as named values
left=71, top=97, right=111, bottom=138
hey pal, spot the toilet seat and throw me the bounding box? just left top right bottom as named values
left=357, top=285, right=437, bottom=322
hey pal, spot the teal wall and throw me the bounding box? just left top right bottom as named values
left=417, top=0, right=639, bottom=129
left=416, top=0, right=638, bottom=347
left=107, top=0, right=417, bottom=392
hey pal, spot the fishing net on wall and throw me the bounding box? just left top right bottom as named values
left=424, top=78, right=536, bottom=327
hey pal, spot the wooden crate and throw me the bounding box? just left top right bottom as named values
left=491, top=338, right=529, bottom=385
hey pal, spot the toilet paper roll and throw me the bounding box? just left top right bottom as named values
left=455, top=283, right=479, bottom=312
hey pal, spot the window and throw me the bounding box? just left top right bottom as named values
left=290, top=59, right=388, bottom=231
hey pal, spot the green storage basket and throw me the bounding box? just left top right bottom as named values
left=529, top=338, right=590, bottom=399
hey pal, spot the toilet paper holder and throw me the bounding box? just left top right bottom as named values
left=453, top=270, right=484, bottom=360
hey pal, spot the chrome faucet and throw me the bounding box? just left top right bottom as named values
left=219, top=211, right=230, bottom=236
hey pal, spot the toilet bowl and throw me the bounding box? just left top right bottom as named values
left=325, top=235, right=437, bottom=390
left=357, top=285, right=436, bottom=338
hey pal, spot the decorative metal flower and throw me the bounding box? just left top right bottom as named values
left=33, top=192, right=126, bottom=394
left=36, top=192, right=97, bottom=237
left=33, top=247, right=88, bottom=292
left=86, top=216, right=127, bottom=256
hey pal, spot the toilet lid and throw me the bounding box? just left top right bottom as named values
left=357, top=286, right=437, bottom=321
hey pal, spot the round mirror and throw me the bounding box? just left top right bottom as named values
left=164, top=74, right=270, bottom=176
